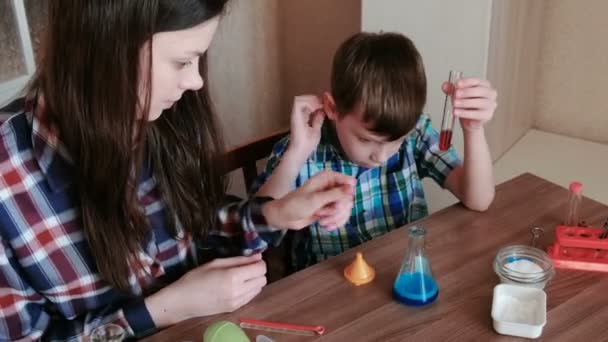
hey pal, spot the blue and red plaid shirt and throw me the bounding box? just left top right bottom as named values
left=0, top=99, right=276, bottom=341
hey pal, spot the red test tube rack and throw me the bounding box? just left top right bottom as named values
left=547, top=225, right=608, bottom=273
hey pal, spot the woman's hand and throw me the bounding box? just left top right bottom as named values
left=145, top=254, right=266, bottom=327
left=262, top=170, right=356, bottom=230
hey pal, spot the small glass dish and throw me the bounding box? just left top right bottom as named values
left=493, top=245, right=555, bottom=289
left=90, top=323, right=125, bottom=342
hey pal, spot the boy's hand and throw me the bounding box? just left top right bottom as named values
left=442, top=78, right=497, bottom=131
left=288, top=95, right=324, bottom=158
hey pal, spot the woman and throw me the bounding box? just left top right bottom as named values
left=0, top=1, right=354, bottom=340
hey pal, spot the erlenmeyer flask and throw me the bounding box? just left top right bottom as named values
left=393, top=226, right=438, bottom=306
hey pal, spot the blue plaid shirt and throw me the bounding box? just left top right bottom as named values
left=253, top=114, right=461, bottom=269
left=0, top=99, right=276, bottom=341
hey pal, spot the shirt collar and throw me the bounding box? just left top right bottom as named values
left=25, top=98, right=75, bottom=192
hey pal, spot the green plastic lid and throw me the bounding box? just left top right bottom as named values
left=203, top=321, right=250, bottom=342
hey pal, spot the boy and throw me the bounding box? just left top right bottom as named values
left=253, top=32, right=496, bottom=270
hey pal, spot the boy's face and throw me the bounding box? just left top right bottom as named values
left=323, top=93, right=407, bottom=168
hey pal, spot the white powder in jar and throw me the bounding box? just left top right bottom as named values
left=505, top=259, right=543, bottom=277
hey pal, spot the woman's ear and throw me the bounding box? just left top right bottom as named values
left=323, top=92, right=339, bottom=121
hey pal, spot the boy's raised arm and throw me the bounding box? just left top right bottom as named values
left=256, top=95, right=324, bottom=199
left=443, top=78, right=496, bottom=211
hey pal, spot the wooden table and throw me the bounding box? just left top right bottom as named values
left=143, top=173, right=608, bottom=341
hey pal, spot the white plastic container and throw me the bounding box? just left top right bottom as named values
left=491, top=284, right=547, bottom=339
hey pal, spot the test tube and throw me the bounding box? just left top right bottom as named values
left=439, top=70, right=463, bottom=151
left=564, top=181, right=583, bottom=227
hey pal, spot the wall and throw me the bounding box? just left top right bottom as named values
left=210, top=0, right=361, bottom=148
left=534, top=0, right=608, bottom=144
left=215, top=1, right=608, bottom=206
left=208, top=0, right=283, bottom=148
left=0, top=1, right=26, bottom=83
left=278, top=1, right=362, bottom=117
left=485, top=0, right=545, bottom=160
left=0, top=0, right=45, bottom=106
left=209, top=0, right=361, bottom=195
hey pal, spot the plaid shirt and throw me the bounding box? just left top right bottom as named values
left=0, top=99, right=276, bottom=341
left=254, top=114, right=461, bottom=269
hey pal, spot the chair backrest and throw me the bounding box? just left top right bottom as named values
left=0, top=98, right=25, bottom=125
left=223, top=127, right=294, bottom=282
left=223, top=128, right=289, bottom=190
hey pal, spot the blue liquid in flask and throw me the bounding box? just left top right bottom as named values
left=393, top=226, right=438, bottom=306
left=393, top=272, right=438, bottom=306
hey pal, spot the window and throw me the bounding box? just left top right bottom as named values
left=0, top=0, right=47, bottom=106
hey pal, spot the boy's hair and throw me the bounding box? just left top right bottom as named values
left=331, top=32, right=427, bottom=141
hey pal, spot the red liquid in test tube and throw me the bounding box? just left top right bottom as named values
left=439, top=70, right=463, bottom=151
left=439, top=130, right=453, bottom=150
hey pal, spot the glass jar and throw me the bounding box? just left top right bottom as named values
left=493, top=245, right=555, bottom=289
left=90, top=323, right=125, bottom=342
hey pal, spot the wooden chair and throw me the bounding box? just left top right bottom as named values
left=0, top=98, right=25, bottom=125
left=223, top=127, right=289, bottom=190
left=223, top=127, right=293, bottom=282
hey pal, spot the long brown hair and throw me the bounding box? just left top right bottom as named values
left=34, top=0, right=229, bottom=291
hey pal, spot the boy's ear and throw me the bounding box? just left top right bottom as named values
left=322, top=92, right=339, bottom=121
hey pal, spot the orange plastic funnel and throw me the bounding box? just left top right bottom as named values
left=344, top=252, right=375, bottom=286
